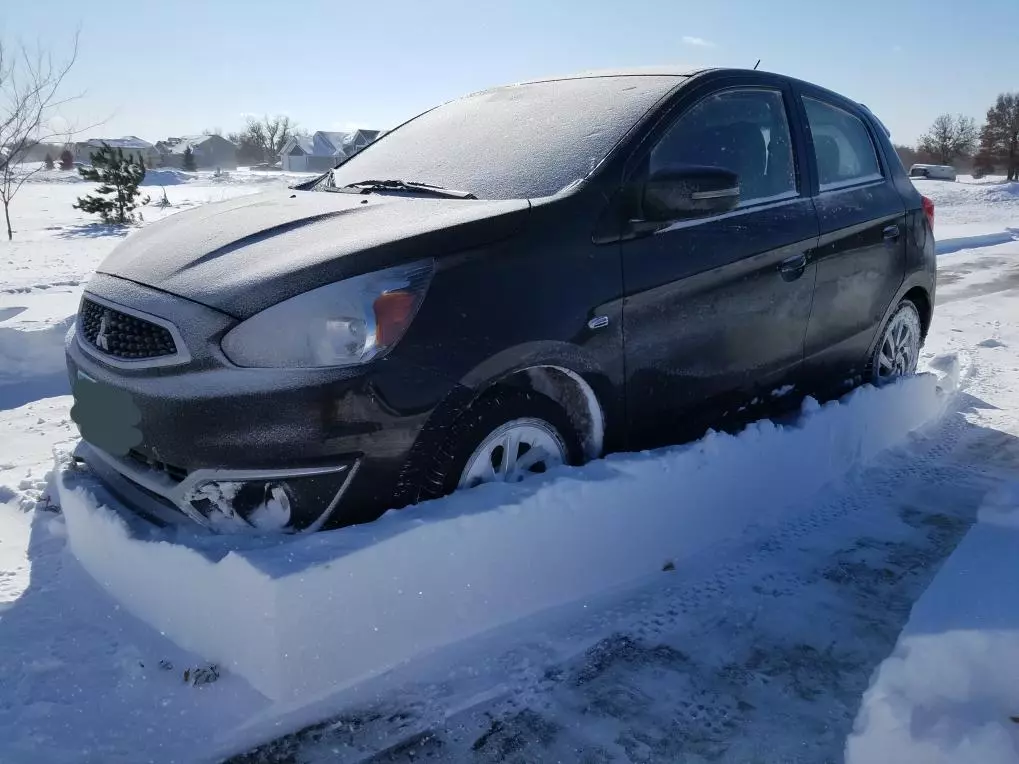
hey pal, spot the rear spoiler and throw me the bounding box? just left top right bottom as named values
left=858, top=103, right=891, bottom=137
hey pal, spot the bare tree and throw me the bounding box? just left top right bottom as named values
left=917, top=113, right=979, bottom=166
left=0, top=33, right=82, bottom=240
left=241, top=115, right=298, bottom=164
left=979, top=93, right=1019, bottom=181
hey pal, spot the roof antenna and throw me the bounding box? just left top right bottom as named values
left=753, top=59, right=761, bottom=70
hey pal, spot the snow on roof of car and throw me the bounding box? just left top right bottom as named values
left=516, top=65, right=709, bottom=85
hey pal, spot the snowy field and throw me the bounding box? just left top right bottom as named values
left=2, top=172, right=1019, bottom=763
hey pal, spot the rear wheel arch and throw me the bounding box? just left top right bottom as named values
left=867, top=279, right=933, bottom=360
left=902, top=285, right=932, bottom=339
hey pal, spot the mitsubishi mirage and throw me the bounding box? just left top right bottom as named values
left=67, top=67, right=937, bottom=532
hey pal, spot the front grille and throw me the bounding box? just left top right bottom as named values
left=79, top=298, right=177, bottom=360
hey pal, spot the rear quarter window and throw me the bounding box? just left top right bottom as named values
left=802, top=96, right=883, bottom=191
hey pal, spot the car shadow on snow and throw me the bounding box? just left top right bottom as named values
left=224, top=394, right=1019, bottom=764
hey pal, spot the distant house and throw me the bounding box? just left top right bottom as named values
left=157, top=135, right=238, bottom=169
left=73, top=137, right=159, bottom=167
left=279, top=129, right=382, bottom=172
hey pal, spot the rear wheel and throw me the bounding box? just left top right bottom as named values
left=868, top=299, right=922, bottom=385
left=424, top=388, right=583, bottom=497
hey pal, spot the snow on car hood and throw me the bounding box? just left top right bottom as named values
left=97, top=190, right=530, bottom=318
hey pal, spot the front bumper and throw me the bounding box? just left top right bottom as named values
left=67, top=274, right=464, bottom=531
left=73, top=440, right=360, bottom=532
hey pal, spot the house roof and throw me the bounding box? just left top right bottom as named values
left=81, top=136, right=154, bottom=150
left=166, top=134, right=234, bottom=154
left=280, top=129, right=381, bottom=158
left=313, top=131, right=348, bottom=155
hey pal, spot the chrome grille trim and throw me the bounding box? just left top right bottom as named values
left=76, top=293, right=191, bottom=369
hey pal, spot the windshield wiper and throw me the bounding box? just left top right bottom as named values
left=336, top=179, right=476, bottom=200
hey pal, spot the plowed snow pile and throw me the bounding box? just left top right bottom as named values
left=57, top=372, right=955, bottom=703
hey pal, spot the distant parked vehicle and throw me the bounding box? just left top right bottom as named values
left=909, top=164, right=956, bottom=181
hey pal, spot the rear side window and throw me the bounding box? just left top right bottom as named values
left=802, top=96, right=882, bottom=191
left=649, top=88, right=798, bottom=206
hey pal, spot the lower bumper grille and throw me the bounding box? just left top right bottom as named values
left=127, top=449, right=188, bottom=483
left=75, top=441, right=358, bottom=533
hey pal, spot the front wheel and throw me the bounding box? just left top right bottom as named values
left=425, top=388, right=583, bottom=497
left=868, top=299, right=922, bottom=385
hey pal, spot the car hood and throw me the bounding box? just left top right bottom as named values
left=97, top=190, right=530, bottom=318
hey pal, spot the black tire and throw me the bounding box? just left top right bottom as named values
left=419, top=387, right=583, bottom=500
left=866, top=299, right=922, bottom=385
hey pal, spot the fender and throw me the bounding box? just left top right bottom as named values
left=392, top=340, right=623, bottom=507
left=459, top=340, right=611, bottom=390
left=458, top=340, right=622, bottom=454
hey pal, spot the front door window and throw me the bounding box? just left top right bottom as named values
left=650, top=88, right=799, bottom=208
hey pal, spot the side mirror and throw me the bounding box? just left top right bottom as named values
left=641, top=165, right=741, bottom=223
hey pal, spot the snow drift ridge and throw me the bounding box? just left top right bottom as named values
left=57, top=369, right=957, bottom=704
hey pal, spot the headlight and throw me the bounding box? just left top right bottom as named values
left=221, top=260, right=433, bottom=368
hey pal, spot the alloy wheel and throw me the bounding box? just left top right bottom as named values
left=875, top=306, right=921, bottom=383
left=458, top=418, right=568, bottom=490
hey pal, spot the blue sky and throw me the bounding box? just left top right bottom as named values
left=5, top=0, right=1018, bottom=145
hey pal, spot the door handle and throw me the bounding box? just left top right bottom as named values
left=778, top=254, right=807, bottom=281
left=883, top=224, right=901, bottom=241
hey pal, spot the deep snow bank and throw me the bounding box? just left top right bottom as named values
left=58, top=371, right=956, bottom=704
left=846, top=482, right=1019, bottom=764
left=0, top=291, right=76, bottom=386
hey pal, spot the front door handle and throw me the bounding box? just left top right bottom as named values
left=883, top=224, right=901, bottom=241
left=778, top=254, right=808, bottom=282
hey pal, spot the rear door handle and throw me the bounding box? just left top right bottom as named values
left=883, top=224, right=901, bottom=241
left=778, top=254, right=808, bottom=281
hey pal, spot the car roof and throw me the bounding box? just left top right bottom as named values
left=514, top=65, right=715, bottom=84
left=462, top=67, right=895, bottom=137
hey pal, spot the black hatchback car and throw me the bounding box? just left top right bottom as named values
left=67, top=67, right=936, bottom=532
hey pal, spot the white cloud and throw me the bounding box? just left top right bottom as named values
left=682, top=35, right=715, bottom=48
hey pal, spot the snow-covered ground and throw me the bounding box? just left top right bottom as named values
left=1, top=174, right=1019, bottom=763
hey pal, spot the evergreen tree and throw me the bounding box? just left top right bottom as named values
left=43, top=153, right=54, bottom=170
left=73, top=144, right=149, bottom=224
left=59, top=148, right=74, bottom=170
left=182, top=145, right=197, bottom=171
